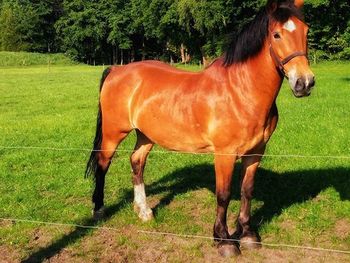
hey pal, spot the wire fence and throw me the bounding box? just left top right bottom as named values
left=1, top=145, right=350, bottom=159
left=0, top=217, right=349, bottom=255
left=1, top=144, right=350, bottom=257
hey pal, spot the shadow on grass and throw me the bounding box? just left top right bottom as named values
left=148, top=164, right=350, bottom=228
left=22, top=164, right=350, bottom=262
left=21, top=190, right=133, bottom=263
left=341, top=77, right=350, bottom=82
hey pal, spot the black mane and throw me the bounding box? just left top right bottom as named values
left=223, top=3, right=304, bottom=67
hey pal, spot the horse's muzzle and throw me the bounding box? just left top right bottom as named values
left=292, top=75, right=315, bottom=98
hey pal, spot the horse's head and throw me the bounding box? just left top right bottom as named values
left=267, top=0, right=315, bottom=97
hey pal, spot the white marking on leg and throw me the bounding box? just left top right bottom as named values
left=134, top=183, right=153, bottom=221
left=134, top=183, right=147, bottom=208
left=283, top=20, right=296, bottom=32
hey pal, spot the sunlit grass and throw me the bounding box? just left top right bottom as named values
left=0, top=51, right=78, bottom=67
left=0, top=61, right=349, bottom=261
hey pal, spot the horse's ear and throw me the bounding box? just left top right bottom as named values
left=266, top=0, right=278, bottom=14
left=294, top=0, right=304, bottom=8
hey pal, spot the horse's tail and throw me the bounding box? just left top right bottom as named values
left=85, top=67, right=112, bottom=178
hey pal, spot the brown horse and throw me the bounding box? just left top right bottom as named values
left=86, top=0, right=315, bottom=256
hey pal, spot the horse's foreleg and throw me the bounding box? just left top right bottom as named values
left=130, top=130, right=154, bottom=221
left=213, top=154, right=240, bottom=257
left=236, top=147, right=265, bottom=249
left=92, top=132, right=128, bottom=220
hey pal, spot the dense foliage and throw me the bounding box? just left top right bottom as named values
left=0, top=0, right=349, bottom=64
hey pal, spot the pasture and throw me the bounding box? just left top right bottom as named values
left=0, top=61, right=350, bottom=262
left=0, top=52, right=77, bottom=67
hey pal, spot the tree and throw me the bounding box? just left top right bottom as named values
left=0, top=0, right=63, bottom=52
left=106, top=0, right=134, bottom=64
left=170, top=0, right=265, bottom=63
left=37, top=0, right=64, bottom=52
left=0, top=0, right=41, bottom=51
left=55, top=0, right=109, bottom=64
left=0, top=1, right=19, bottom=51
left=2, top=0, right=350, bottom=63
left=305, top=0, right=350, bottom=58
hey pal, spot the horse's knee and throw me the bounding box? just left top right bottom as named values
left=217, top=190, right=231, bottom=205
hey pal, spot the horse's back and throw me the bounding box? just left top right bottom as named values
left=99, top=60, right=273, bottom=154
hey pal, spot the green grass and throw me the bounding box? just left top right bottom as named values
left=0, top=51, right=77, bottom=67
left=0, top=61, right=350, bottom=262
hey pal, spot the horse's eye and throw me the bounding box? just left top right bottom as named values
left=273, top=33, right=281, bottom=39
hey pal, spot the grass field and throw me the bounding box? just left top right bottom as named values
left=0, top=51, right=77, bottom=67
left=0, top=60, right=350, bottom=262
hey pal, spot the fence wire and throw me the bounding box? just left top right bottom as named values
left=1, top=144, right=350, bottom=257
left=0, top=217, right=349, bottom=255
left=1, top=145, right=350, bottom=159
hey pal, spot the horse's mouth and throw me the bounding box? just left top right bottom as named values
left=293, top=90, right=311, bottom=98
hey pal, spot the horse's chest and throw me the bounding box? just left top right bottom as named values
left=211, top=105, right=278, bottom=154
left=240, top=104, right=279, bottom=152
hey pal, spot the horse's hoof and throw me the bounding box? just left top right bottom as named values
left=217, top=242, right=241, bottom=257
left=92, top=206, right=105, bottom=221
left=240, top=235, right=262, bottom=250
left=134, top=204, right=153, bottom=222
left=139, top=208, right=154, bottom=222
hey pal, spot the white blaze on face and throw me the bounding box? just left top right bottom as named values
left=287, top=67, right=298, bottom=90
left=283, top=20, right=296, bottom=32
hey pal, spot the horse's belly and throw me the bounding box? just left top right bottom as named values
left=135, top=115, right=214, bottom=153
left=132, top=106, right=265, bottom=154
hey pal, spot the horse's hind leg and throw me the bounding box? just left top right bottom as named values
left=130, top=130, right=154, bottom=221
left=92, top=131, right=128, bottom=220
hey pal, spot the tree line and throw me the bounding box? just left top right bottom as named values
left=0, top=0, right=349, bottom=65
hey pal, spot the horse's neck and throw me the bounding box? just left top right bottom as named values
left=227, top=44, right=283, bottom=110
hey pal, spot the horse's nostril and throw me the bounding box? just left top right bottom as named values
left=309, top=76, right=315, bottom=88
left=295, top=78, right=305, bottom=91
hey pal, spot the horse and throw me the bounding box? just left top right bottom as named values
left=85, top=0, right=315, bottom=257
